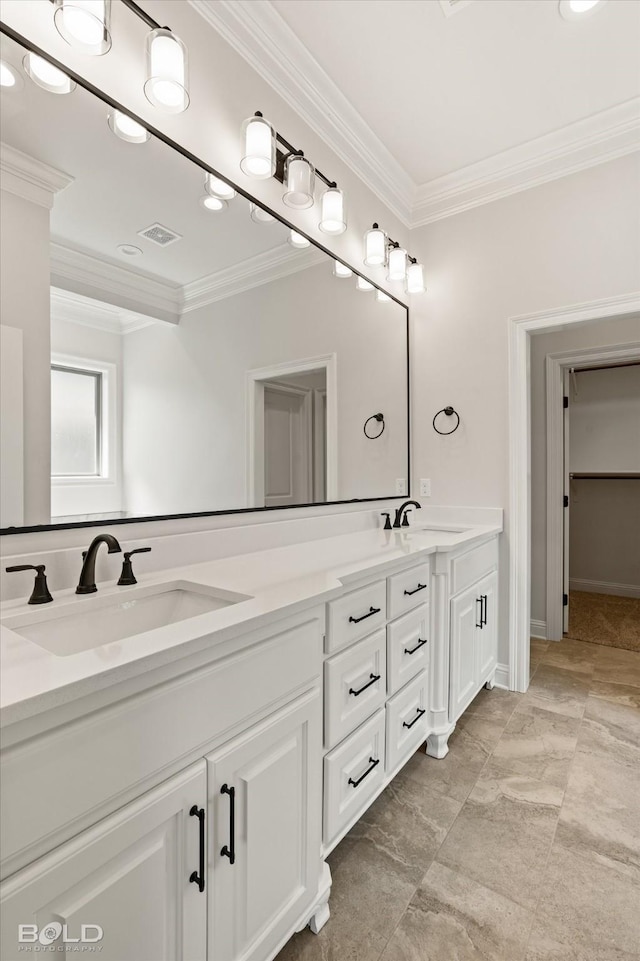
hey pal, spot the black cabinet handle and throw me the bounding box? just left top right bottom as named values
left=349, top=606, right=381, bottom=624
left=348, top=757, right=379, bottom=788
left=403, top=707, right=426, bottom=730
left=404, top=637, right=428, bottom=656
left=349, top=673, right=381, bottom=697
left=189, top=805, right=205, bottom=892
left=481, top=594, right=488, bottom=628
left=476, top=597, right=483, bottom=629
left=220, top=784, right=236, bottom=865
left=403, top=583, right=426, bottom=597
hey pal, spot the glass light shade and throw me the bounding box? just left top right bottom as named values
left=205, top=174, right=236, bottom=201
left=387, top=246, right=407, bottom=282
left=288, top=229, right=310, bottom=249
left=405, top=261, right=426, bottom=294
left=0, top=60, right=19, bottom=88
left=144, top=28, right=189, bottom=114
left=319, top=187, right=346, bottom=234
left=108, top=110, right=149, bottom=144
left=333, top=260, right=352, bottom=278
left=283, top=155, right=315, bottom=209
left=250, top=202, right=275, bottom=224
left=23, top=53, right=76, bottom=94
left=199, top=195, right=227, bottom=212
left=241, top=115, right=275, bottom=179
left=53, top=0, right=111, bottom=55
left=376, top=290, right=391, bottom=302
left=356, top=276, right=374, bottom=292
left=364, top=225, right=386, bottom=266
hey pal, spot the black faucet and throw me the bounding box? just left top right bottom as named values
left=393, top=500, right=422, bottom=529
left=76, top=534, right=122, bottom=594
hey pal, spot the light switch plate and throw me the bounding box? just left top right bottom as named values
left=420, top=478, right=431, bottom=497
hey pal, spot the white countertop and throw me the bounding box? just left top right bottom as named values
left=0, top=522, right=500, bottom=726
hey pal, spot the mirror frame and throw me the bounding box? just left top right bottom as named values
left=0, top=24, right=411, bottom=535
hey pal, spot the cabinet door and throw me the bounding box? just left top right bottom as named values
left=449, top=586, right=481, bottom=721
left=207, top=689, right=322, bottom=961
left=477, top=571, right=498, bottom=682
left=1, top=761, right=207, bottom=961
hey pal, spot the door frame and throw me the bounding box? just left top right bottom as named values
left=508, top=291, right=640, bottom=692
left=246, top=354, right=338, bottom=508
left=545, top=342, right=640, bottom=641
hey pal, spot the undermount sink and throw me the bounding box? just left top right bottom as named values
left=2, top=580, right=249, bottom=657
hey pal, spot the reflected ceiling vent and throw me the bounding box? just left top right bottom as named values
left=438, top=0, right=474, bottom=16
left=137, top=222, right=182, bottom=247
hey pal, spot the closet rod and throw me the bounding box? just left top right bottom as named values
left=571, top=361, right=640, bottom=374
left=570, top=472, right=640, bottom=479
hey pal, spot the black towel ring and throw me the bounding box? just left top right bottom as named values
left=364, top=413, right=385, bottom=439
left=433, top=406, right=460, bottom=435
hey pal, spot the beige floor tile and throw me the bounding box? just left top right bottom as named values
left=579, top=681, right=640, bottom=767
left=490, top=705, right=580, bottom=789
left=541, top=637, right=598, bottom=676
left=516, top=664, right=590, bottom=719
left=275, top=913, right=387, bottom=961
left=593, top=645, right=640, bottom=689
left=461, top=686, right=522, bottom=725
left=379, top=861, right=532, bottom=961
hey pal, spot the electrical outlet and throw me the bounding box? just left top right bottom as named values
left=420, top=478, right=431, bottom=497
left=395, top=478, right=407, bottom=496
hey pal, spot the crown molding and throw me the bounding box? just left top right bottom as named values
left=410, top=99, right=640, bottom=227
left=182, top=242, right=326, bottom=312
left=50, top=242, right=181, bottom=320
left=50, top=287, right=156, bottom=335
left=188, top=0, right=414, bottom=226
left=0, top=142, right=73, bottom=209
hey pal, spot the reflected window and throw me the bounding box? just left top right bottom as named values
left=51, top=365, right=102, bottom=476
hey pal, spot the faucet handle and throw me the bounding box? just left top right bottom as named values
left=6, top=564, right=53, bottom=605
left=118, top=547, right=151, bottom=586
left=402, top=508, right=413, bottom=528
left=380, top=512, right=392, bottom=531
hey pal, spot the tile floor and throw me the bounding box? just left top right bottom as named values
left=276, top=638, right=640, bottom=961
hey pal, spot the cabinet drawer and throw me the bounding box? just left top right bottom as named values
left=450, top=538, right=498, bottom=596
left=326, top=580, right=387, bottom=653
left=387, top=562, right=430, bottom=620
left=323, top=710, right=385, bottom=846
left=386, top=672, right=429, bottom=774
left=387, top=605, right=430, bottom=696
left=324, top=630, right=386, bottom=749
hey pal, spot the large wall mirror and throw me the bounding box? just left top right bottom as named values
left=0, top=31, right=409, bottom=533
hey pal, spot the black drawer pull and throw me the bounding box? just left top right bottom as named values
left=404, top=637, right=428, bottom=656
left=189, top=805, right=205, bottom=892
left=220, top=784, right=236, bottom=865
left=349, top=673, right=381, bottom=697
left=403, top=708, right=426, bottom=730
left=349, top=606, right=381, bottom=624
left=481, top=594, right=488, bottom=627
left=348, top=757, right=380, bottom=788
left=476, top=596, right=483, bottom=629
left=403, top=583, right=426, bottom=597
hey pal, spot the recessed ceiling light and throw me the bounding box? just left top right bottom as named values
left=108, top=110, right=149, bottom=144
left=23, top=53, right=76, bottom=94
left=559, top=0, right=607, bottom=20
left=117, top=244, right=142, bottom=257
left=199, top=194, right=228, bottom=212
left=0, top=60, right=20, bottom=88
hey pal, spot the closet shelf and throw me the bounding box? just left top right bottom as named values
left=569, top=472, right=640, bottom=479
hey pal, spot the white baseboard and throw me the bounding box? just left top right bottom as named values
left=569, top=578, right=640, bottom=599
left=530, top=619, right=547, bottom=639
left=494, top=663, right=510, bottom=690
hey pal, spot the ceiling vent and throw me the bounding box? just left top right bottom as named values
left=438, top=0, right=474, bottom=17
left=137, top=222, right=182, bottom=247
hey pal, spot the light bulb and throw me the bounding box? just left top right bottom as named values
left=405, top=261, right=426, bottom=294
left=144, top=28, right=189, bottom=113
left=53, top=0, right=111, bottom=55
left=200, top=195, right=227, bottom=212
left=283, top=155, right=315, bottom=209
left=0, top=61, right=18, bottom=88
left=205, top=174, right=236, bottom=201
left=23, top=53, right=76, bottom=94
left=288, top=229, right=310, bottom=249
left=241, top=114, right=275, bottom=179
left=108, top=110, right=149, bottom=143
left=376, top=290, right=391, bottom=302
left=570, top=0, right=600, bottom=10
left=364, top=224, right=386, bottom=266
left=250, top=203, right=275, bottom=224
left=387, top=246, right=407, bottom=282
left=319, top=187, right=346, bottom=234
left=356, top=276, right=374, bottom=292
left=559, top=0, right=607, bottom=18
left=333, top=260, right=352, bottom=278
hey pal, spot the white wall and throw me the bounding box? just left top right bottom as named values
left=410, top=155, right=640, bottom=662
left=0, top=325, right=23, bottom=526
left=570, top=365, right=640, bottom=473
left=0, top=188, right=51, bottom=524
left=122, top=264, right=408, bottom=515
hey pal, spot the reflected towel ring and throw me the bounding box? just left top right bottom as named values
left=364, top=413, right=385, bottom=440
left=433, top=406, right=460, bottom=435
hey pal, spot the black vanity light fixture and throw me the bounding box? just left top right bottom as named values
left=240, top=111, right=347, bottom=236
left=364, top=223, right=426, bottom=295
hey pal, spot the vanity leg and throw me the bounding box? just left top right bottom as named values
left=306, top=862, right=332, bottom=935
left=485, top=671, right=496, bottom=691
left=426, top=724, right=455, bottom=759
